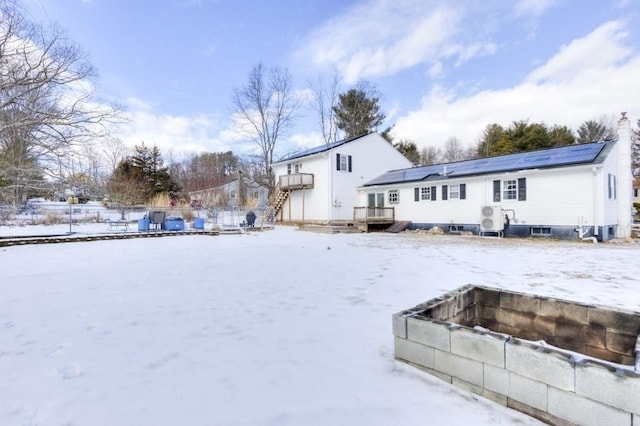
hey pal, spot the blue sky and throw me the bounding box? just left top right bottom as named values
left=23, top=0, right=640, bottom=159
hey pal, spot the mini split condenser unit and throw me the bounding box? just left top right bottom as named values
left=480, top=205, right=504, bottom=232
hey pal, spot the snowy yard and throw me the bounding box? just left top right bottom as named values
left=1, top=224, right=639, bottom=425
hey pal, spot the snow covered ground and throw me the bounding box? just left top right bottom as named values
left=1, top=224, right=639, bottom=425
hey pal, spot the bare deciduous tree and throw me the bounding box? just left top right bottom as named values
left=0, top=2, right=121, bottom=203
left=309, top=71, right=341, bottom=145
left=231, top=63, right=298, bottom=198
left=101, top=137, right=129, bottom=173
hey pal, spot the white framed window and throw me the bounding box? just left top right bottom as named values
left=230, top=189, right=236, bottom=199
left=252, top=190, right=259, bottom=199
left=287, top=163, right=301, bottom=174
left=449, top=184, right=460, bottom=199
left=336, top=153, right=352, bottom=172
left=503, top=180, right=517, bottom=200
left=608, top=173, right=617, bottom=199
left=388, top=190, right=399, bottom=204
left=420, top=187, right=431, bottom=200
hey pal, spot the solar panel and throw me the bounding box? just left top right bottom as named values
left=277, top=134, right=366, bottom=163
left=364, top=142, right=608, bottom=186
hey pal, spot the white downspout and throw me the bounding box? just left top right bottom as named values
left=328, top=151, right=333, bottom=223
left=593, top=166, right=600, bottom=238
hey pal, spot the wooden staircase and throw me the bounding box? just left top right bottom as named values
left=271, top=188, right=289, bottom=216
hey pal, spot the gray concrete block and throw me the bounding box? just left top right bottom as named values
left=506, top=340, right=575, bottom=391
left=484, top=363, right=509, bottom=395
left=539, top=298, right=588, bottom=324
left=452, top=377, right=484, bottom=395
left=548, top=386, right=630, bottom=426
left=508, top=371, right=548, bottom=412
left=392, top=312, right=407, bottom=338
left=588, top=306, right=640, bottom=335
left=434, top=349, right=484, bottom=387
left=450, top=327, right=506, bottom=368
left=575, top=362, right=640, bottom=414
left=407, top=317, right=450, bottom=351
left=393, top=337, right=434, bottom=369
left=500, top=291, right=539, bottom=314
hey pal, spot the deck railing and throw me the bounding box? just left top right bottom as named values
left=278, top=173, right=314, bottom=190
left=353, top=206, right=395, bottom=222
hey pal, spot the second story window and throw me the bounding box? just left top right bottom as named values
left=287, top=163, right=301, bottom=174
left=336, top=153, right=352, bottom=172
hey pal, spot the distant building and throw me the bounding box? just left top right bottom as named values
left=189, top=177, right=268, bottom=209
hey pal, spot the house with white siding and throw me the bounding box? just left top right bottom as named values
left=272, top=133, right=413, bottom=224
left=189, top=177, right=268, bottom=209
left=357, top=114, right=634, bottom=241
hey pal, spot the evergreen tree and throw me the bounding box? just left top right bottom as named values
left=549, top=125, right=576, bottom=147
left=476, top=124, right=511, bottom=157
left=333, top=82, right=386, bottom=138
left=393, top=139, right=420, bottom=164
left=107, top=143, right=181, bottom=204
left=632, top=119, right=640, bottom=178
left=577, top=119, right=616, bottom=143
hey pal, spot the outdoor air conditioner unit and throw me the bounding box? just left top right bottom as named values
left=480, top=205, right=504, bottom=232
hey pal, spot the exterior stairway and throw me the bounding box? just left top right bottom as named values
left=271, top=189, right=289, bottom=216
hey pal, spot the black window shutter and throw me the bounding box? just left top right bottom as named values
left=348, top=155, right=352, bottom=172
left=414, top=188, right=419, bottom=202
left=517, top=178, right=526, bottom=201
left=460, top=183, right=466, bottom=200
left=493, top=180, right=501, bottom=202
left=430, top=186, right=436, bottom=201
left=442, top=185, right=448, bottom=201
left=336, top=154, right=341, bottom=171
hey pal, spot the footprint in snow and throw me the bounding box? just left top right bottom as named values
left=58, top=364, right=84, bottom=380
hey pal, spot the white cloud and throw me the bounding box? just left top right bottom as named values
left=116, top=108, right=236, bottom=155
left=513, top=0, right=557, bottom=17
left=525, top=20, right=631, bottom=84
left=299, top=0, right=495, bottom=83
left=392, top=20, right=640, bottom=150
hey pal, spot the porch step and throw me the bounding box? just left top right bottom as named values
left=386, top=221, right=412, bottom=233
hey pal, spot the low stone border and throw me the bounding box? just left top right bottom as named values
left=0, top=229, right=220, bottom=247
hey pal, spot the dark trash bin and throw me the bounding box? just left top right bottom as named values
left=148, top=211, right=166, bottom=230
left=246, top=210, right=256, bottom=227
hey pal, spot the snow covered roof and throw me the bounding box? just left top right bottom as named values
left=364, top=140, right=611, bottom=187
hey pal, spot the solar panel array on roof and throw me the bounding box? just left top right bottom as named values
left=276, top=134, right=367, bottom=163
left=364, top=142, right=608, bottom=187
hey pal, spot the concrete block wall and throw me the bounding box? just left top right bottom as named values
left=419, top=285, right=640, bottom=366
left=393, top=285, right=640, bottom=426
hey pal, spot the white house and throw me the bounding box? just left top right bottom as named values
left=272, top=133, right=413, bottom=224
left=189, top=177, right=268, bottom=209
left=357, top=114, right=634, bottom=241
